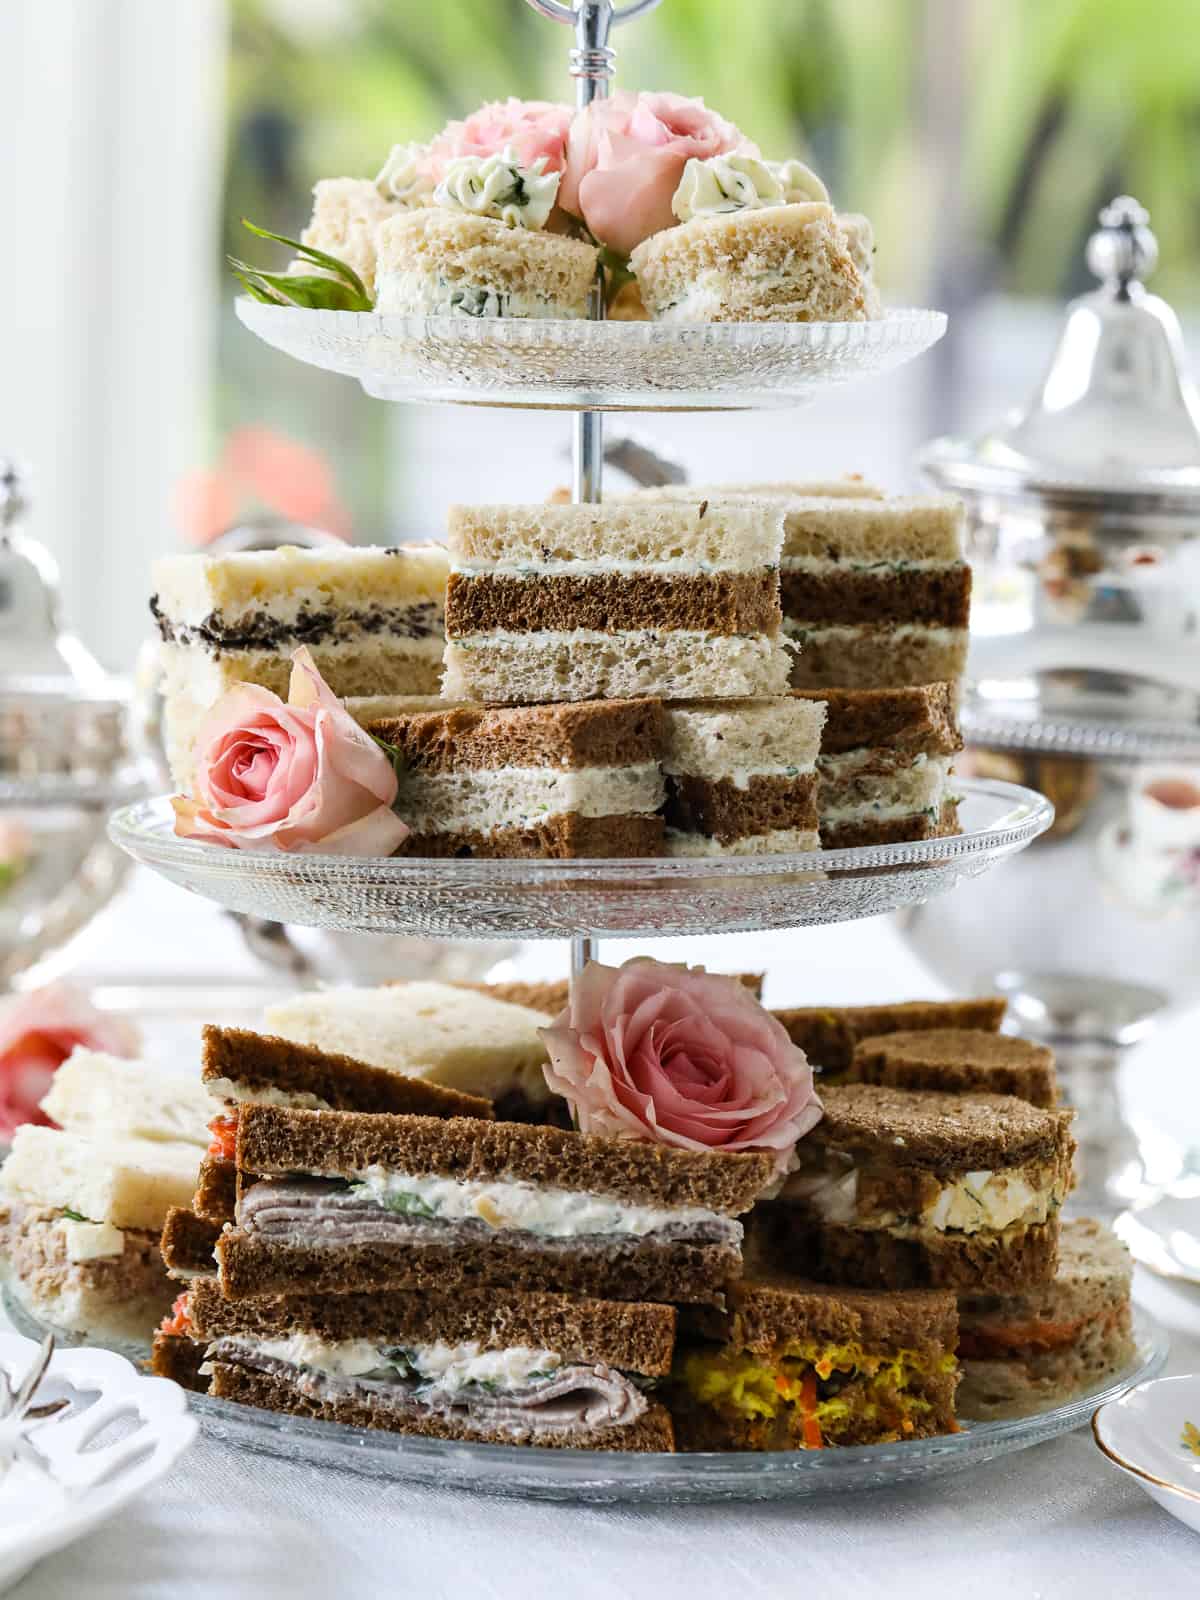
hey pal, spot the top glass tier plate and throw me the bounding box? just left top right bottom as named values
left=109, top=777, right=1051, bottom=941
left=235, top=300, right=947, bottom=412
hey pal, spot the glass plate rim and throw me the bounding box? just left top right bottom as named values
left=3, top=1288, right=1165, bottom=1496
left=108, top=776, right=1054, bottom=884
left=236, top=298, right=947, bottom=344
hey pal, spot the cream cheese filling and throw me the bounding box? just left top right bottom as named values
left=204, top=1078, right=334, bottom=1112
left=218, top=1333, right=563, bottom=1392
left=781, top=555, right=960, bottom=574
left=347, top=1168, right=724, bottom=1239
left=662, top=759, right=816, bottom=791
left=783, top=619, right=968, bottom=644
left=820, top=755, right=955, bottom=826
left=452, top=556, right=775, bottom=578
left=393, top=761, right=665, bottom=834
left=376, top=270, right=585, bottom=320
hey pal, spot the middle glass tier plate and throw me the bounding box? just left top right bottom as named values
left=108, top=777, right=1052, bottom=941
left=235, top=299, right=947, bottom=411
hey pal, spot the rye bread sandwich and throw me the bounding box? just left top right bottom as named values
left=153, top=1278, right=677, bottom=1452
left=215, top=1104, right=775, bottom=1306
left=761, top=1084, right=1075, bottom=1292
left=669, top=1275, right=958, bottom=1451
left=956, top=1217, right=1134, bottom=1419
left=848, top=1029, right=1057, bottom=1107
left=193, top=1025, right=493, bottom=1226
left=772, top=997, right=1006, bottom=1077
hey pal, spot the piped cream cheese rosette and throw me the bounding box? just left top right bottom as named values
left=632, top=149, right=878, bottom=324
left=433, top=145, right=561, bottom=232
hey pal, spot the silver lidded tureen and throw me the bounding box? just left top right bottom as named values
left=0, top=461, right=148, bottom=986
left=900, top=200, right=1200, bottom=1217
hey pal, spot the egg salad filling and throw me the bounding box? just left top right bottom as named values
left=677, top=1338, right=957, bottom=1449
left=784, top=1153, right=1068, bottom=1238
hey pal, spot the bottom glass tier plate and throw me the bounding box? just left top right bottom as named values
left=4, top=1291, right=1165, bottom=1505
left=107, top=777, right=1053, bottom=940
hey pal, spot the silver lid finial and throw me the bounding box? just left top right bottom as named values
left=524, top=0, right=663, bottom=107
left=1086, top=195, right=1158, bottom=296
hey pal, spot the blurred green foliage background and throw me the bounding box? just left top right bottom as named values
left=217, top=0, right=1200, bottom=540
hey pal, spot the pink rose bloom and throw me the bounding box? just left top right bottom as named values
left=172, top=647, right=409, bottom=856
left=540, top=959, right=821, bottom=1175
left=427, top=98, right=573, bottom=179
left=0, top=982, right=140, bottom=1138
left=560, top=91, right=750, bottom=254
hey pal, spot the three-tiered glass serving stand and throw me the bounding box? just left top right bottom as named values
left=104, top=0, right=1164, bottom=1502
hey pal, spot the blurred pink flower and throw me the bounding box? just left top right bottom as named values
left=0, top=982, right=140, bottom=1139
left=173, top=647, right=409, bottom=857
left=427, top=98, right=573, bottom=178
left=539, top=958, right=821, bottom=1176
left=560, top=91, right=749, bottom=254
left=175, top=426, right=350, bottom=547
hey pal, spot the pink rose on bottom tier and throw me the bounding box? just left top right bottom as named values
left=172, top=646, right=409, bottom=856
left=539, top=958, right=822, bottom=1175
left=0, top=982, right=140, bottom=1138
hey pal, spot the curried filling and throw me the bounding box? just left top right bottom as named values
left=782, top=1148, right=1067, bottom=1239
left=677, top=1337, right=956, bottom=1449
left=204, top=1333, right=649, bottom=1437
left=958, top=1304, right=1126, bottom=1363
left=237, top=1171, right=738, bottom=1251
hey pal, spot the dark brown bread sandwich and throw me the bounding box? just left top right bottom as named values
left=216, top=1104, right=775, bottom=1306
left=849, top=1029, right=1056, bottom=1106
left=669, top=1275, right=958, bottom=1450
left=792, top=683, right=963, bottom=847
left=195, top=1026, right=493, bottom=1224
left=160, top=1206, right=222, bottom=1280
left=152, top=1278, right=677, bottom=1452
left=772, top=997, right=1007, bottom=1077
left=762, top=1084, right=1074, bottom=1292
left=362, top=697, right=668, bottom=858
left=956, top=1218, right=1134, bottom=1419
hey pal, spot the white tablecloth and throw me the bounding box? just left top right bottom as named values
left=7, top=869, right=1199, bottom=1599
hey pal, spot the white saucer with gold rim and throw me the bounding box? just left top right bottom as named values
left=1093, top=1374, right=1200, bottom=1534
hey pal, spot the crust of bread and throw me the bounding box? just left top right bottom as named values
left=216, top=1229, right=741, bottom=1308
left=202, top=1026, right=494, bottom=1119
left=150, top=1331, right=210, bottom=1393
left=160, top=1206, right=222, bottom=1278
left=208, top=1361, right=675, bottom=1452
left=818, top=799, right=961, bottom=849
left=773, top=998, right=1007, bottom=1075
left=401, top=812, right=664, bottom=859
left=781, top=565, right=971, bottom=628
left=850, top=1029, right=1057, bottom=1108
left=185, top=1276, right=676, bottom=1374
left=446, top=570, right=780, bottom=638
left=193, top=1156, right=238, bottom=1223
left=630, top=203, right=870, bottom=324
left=447, top=501, right=783, bottom=570
left=235, top=1104, right=775, bottom=1211
left=663, top=773, right=818, bottom=843
left=685, top=1275, right=958, bottom=1356
left=762, top=1210, right=1060, bottom=1292
left=363, top=697, right=665, bottom=774
left=794, top=683, right=962, bottom=755
left=811, top=1084, right=1074, bottom=1170
left=376, top=210, right=598, bottom=307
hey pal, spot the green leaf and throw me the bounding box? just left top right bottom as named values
left=240, top=217, right=372, bottom=303
left=61, top=1208, right=87, bottom=1223
left=377, top=1189, right=438, bottom=1220
left=228, top=257, right=372, bottom=312
left=229, top=263, right=288, bottom=306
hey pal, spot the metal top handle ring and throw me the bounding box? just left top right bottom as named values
left=525, top=0, right=662, bottom=24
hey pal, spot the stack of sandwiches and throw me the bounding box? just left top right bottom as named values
left=0, top=1051, right=212, bottom=1341
left=153, top=477, right=972, bottom=859
left=0, top=975, right=1130, bottom=1455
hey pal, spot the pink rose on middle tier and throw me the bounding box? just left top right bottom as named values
left=539, top=958, right=821, bottom=1177
left=560, top=90, right=750, bottom=255
left=426, top=98, right=573, bottom=179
